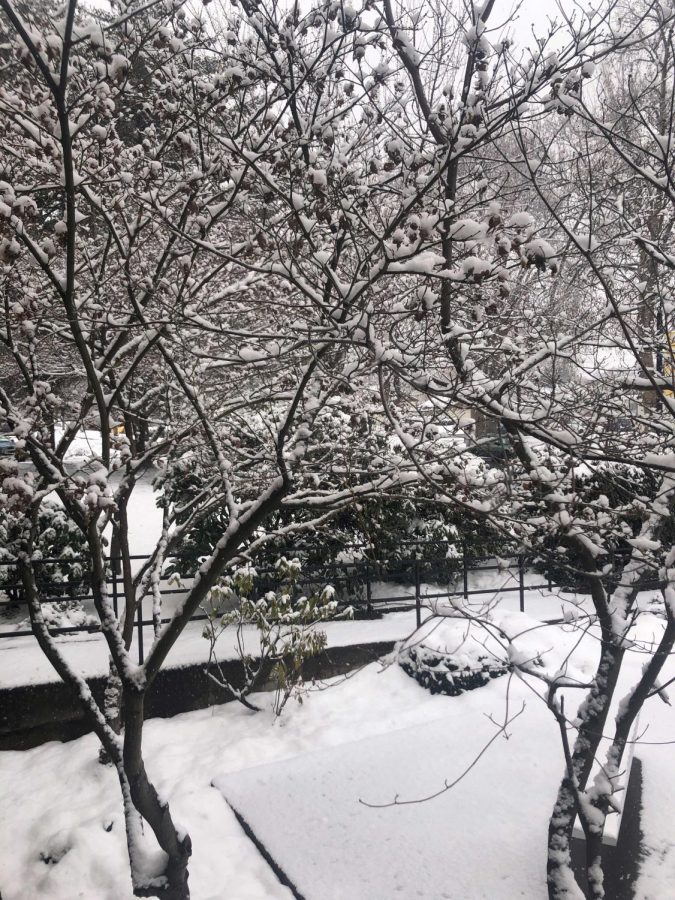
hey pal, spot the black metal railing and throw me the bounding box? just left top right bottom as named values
left=0, top=545, right=552, bottom=664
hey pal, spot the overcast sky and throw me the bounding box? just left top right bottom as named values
left=83, top=0, right=576, bottom=42
left=497, top=0, right=578, bottom=48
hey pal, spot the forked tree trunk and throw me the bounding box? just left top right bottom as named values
left=122, top=689, right=192, bottom=899
left=546, top=643, right=625, bottom=899
left=21, top=557, right=191, bottom=899
left=101, top=518, right=137, bottom=752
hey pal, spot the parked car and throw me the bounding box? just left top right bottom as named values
left=0, top=434, right=16, bottom=456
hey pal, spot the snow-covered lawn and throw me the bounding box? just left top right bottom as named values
left=1, top=605, right=674, bottom=900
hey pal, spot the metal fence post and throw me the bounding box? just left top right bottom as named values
left=108, top=556, right=120, bottom=618
left=136, top=599, right=144, bottom=665
left=111, top=565, right=119, bottom=619
left=110, top=532, right=121, bottom=620
left=415, top=558, right=421, bottom=628
left=462, top=542, right=469, bottom=600
left=519, top=555, right=525, bottom=612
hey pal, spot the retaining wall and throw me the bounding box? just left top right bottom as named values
left=0, top=640, right=395, bottom=750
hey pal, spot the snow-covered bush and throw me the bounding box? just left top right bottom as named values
left=166, top=455, right=508, bottom=596
left=17, top=597, right=98, bottom=632
left=202, top=558, right=352, bottom=716
left=0, top=496, right=90, bottom=608
left=397, top=618, right=508, bottom=697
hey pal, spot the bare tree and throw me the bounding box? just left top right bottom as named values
left=0, top=0, right=659, bottom=897
left=378, top=3, right=675, bottom=896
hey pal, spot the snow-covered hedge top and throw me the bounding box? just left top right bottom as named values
left=402, top=616, right=506, bottom=670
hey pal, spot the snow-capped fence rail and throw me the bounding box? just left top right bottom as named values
left=0, top=544, right=556, bottom=664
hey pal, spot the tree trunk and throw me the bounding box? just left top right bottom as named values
left=123, top=688, right=192, bottom=899
left=547, top=642, right=624, bottom=899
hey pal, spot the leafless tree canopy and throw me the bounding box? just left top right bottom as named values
left=1, top=0, right=675, bottom=897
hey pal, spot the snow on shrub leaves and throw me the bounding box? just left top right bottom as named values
left=0, top=498, right=97, bottom=631
left=398, top=618, right=508, bottom=696
left=202, top=558, right=352, bottom=716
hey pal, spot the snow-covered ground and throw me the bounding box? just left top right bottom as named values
left=1, top=605, right=674, bottom=900
left=55, top=427, right=104, bottom=463
left=2, top=473, right=673, bottom=898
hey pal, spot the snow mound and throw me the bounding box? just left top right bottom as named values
left=397, top=617, right=508, bottom=695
